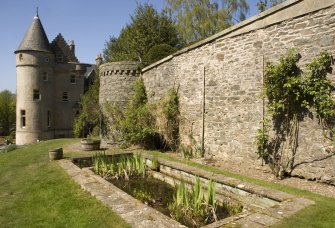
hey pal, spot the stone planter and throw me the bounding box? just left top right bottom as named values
left=81, top=138, right=101, bottom=151
left=49, top=148, right=63, bottom=160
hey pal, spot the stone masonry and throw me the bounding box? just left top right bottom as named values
left=15, top=13, right=93, bottom=145
left=141, top=0, right=335, bottom=184
left=99, top=62, right=140, bottom=145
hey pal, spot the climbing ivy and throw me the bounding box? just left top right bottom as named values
left=255, top=50, right=335, bottom=178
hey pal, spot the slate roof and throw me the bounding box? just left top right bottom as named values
left=15, top=15, right=52, bottom=53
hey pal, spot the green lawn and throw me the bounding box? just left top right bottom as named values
left=0, top=139, right=130, bottom=228
left=1, top=139, right=334, bottom=227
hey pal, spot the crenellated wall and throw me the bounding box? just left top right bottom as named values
left=99, top=61, right=140, bottom=145
left=141, top=0, right=335, bottom=184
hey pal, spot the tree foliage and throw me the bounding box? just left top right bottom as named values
left=165, top=0, right=249, bottom=43
left=144, top=43, right=177, bottom=65
left=255, top=50, right=335, bottom=178
left=73, top=69, right=101, bottom=138
left=0, top=90, right=16, bottom=136
left=257, top=0, right=286, bottom=12
left=103, top=3, right=180, bottom=66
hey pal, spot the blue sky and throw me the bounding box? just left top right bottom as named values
left=0, top=0, right=260, bottom=93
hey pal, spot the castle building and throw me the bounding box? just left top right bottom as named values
left=14, top=13, right=95, bottom=145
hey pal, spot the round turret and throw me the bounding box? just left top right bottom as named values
left=99, top=61, right=140, bottom=109
left=15, top=14, right=55, bottom=145
left=99, top=61, right=140, bottom=145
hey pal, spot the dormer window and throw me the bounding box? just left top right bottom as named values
left=56, top=54, right=64, bottom=63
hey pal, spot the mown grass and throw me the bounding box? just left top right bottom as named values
left=0, top=139, right=130, bottom=228
left=144, top=150, right=335, bottom=228
left=2, top=139, right=333, bottom=228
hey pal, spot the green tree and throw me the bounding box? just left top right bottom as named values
left=0, top=90, right=16, bottom=136
left=144, top=43, right=177, bottom=65
left=73, top=69, right=101, bottom=138
left=165, top=0, right=249, bottom=43
left=103, top=3, right=181, bottom=66
left=257, top=0, right=286, bottom=12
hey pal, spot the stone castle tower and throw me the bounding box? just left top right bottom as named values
left=99, top=61, right=140, bottom=145
left=15, top=13, right=94, bottom=145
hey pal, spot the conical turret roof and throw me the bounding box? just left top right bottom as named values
left=15, top=14, right=52, bottom=53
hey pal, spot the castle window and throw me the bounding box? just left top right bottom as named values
left=21, top=110, right=26, bottom=128
left=45, top=57, right=49, bottom=62
left=33, top=89, right=41, bottom=101
left=56, top=54, right=64, bottom=63
left=19, top=54, right=23, bottom=61
left=70, top=74, right=76, bottom=84
left=47, top=111, right=51, bottom=128
left=43, top=72, right=48, bottom=81
left=62, top=92, right=69, bottom=102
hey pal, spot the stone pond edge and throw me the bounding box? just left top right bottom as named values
left=58, top=154, right=314, bottom=227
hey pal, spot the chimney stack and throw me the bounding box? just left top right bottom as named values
left=69, top=40, right=75, bottom=55
left=96, top=53, right=102, bottom=66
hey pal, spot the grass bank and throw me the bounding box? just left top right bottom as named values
left=0, top=139, right=130, bottom=228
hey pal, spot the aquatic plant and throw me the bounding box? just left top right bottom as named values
left=168, top=177, right=218, bottom=227
left=92, top=153, right=147, bottom=179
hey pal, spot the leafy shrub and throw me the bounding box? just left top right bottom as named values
left=155, top=88, right=180, bottom=150
left=104, top=78, right=161, bottom=149
left=119, top=78, right=159, bottom=148
left=0, top=144, right=17, bottom=153
left=73, top=68, right=101, bottom=138
left=256, top=50, right=335, bottom=178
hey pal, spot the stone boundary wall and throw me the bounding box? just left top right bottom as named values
left=142, top=0, right=335, bottom=184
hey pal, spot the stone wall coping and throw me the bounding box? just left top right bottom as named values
left=142, top=0, right=335, bottom=72
left=140, top=153, right=299, bottom=203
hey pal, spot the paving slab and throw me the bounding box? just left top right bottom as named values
left=58, top=159, right=185, bottom=228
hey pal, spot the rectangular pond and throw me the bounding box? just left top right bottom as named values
left=66, top=152, right=313, bottom=228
